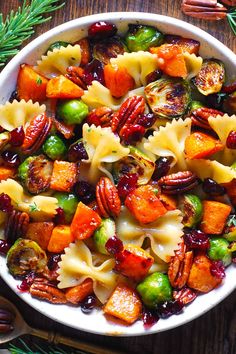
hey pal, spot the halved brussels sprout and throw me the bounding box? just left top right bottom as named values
left=112, top=146, right=155, bottom=185
left=43, top=135, right=67, bottom=160
left=192, top=59, right=225, bottom=96
left=7, top=238, right=47, bottom=277
left=145, top=77, right=191, bottom=119
left=54, top=192, right=78, bottom=223
left=208, top=237, right=232, bottom=267
left=179, top=194, right=202, bottom=228
left=189, top=100, right=204, bottom=112
left=125, top=24, right=163, bottom=52
left=93, top=36, right=126, bottom=64
left=46, top=41, right=71, bottom=53
left=18, top=157, right=34, bottom=183
left=93, top=218, right=116, bottom=255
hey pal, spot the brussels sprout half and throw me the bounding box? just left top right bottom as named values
left=93, top=36, right=127, bottom=64
left=145, top=77, right=191, bottom=119
left=93, top=218, right=116, bottom=255
left=57, top=99, right=89, bottom=125
left=125, top=24, right=163, bottom=52
left=178, top=194, right=203, bottom=228
left=54, top=192, right=78, bottom=223
left=43, top=135, right=67, bottom=160
left=192, top=59, right=225, bottom=96
left=7, top=238, right=47, bottom=277
left=208, top=237, right=232, bottom=267
left=112, top=146, right=155, bottom=185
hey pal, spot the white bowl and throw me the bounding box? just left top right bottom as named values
left=0, top=12, right=235, bottom=336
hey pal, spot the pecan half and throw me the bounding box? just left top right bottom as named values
left=65, top=66, right=87, bottom=89
left=96, top=177, right=121, bottom=218
left=22, top=114, right=52, bottom=155
left=168, top=241, right=193, bottom=289
left=191, top=107, right=224, bottom=130
left=5, top=210, right=30, bottom=244
left=30, top=278, right=67, bottom=304
left=158, top=171, right=199, bottom=194
left=221, top=0, right=236, bottom=5
left=87, top=106, right=113, bottom=127
left=182, top=0, right=227, bottom=20
left=173, top=286, right=197, bottom=305
left=0, top=308, right=14, bottom=333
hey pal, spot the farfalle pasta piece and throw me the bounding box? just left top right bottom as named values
left=57, top=241, right=118, bottom=304
left=35, top=44, right=81, bottom=78
left=110, top=51, right=158, bottom=86
left=144, top=118, right=192, bottom=170
left=116, top=207, right=184, bottom=262
left=183, top=52, right=203, bottom=80
left=83, top=123, right=130, bottom=183
left=0, top=99, right=46, bottom=131
left=0, top=179, right=58, bottom=220
left=209, top=114, right=236, bottom=165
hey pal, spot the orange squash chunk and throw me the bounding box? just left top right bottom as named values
left=47, top=225, right=74, bottom=253
left=70, top=202, right=101, bottom=240
left=115, top=244, right=154, bottom=281
left=66, top=279, right=94, bottom=304
left=103, top=284, right=142, bottom=324
left=200, top=200, right=231, bottom=235
left=187, top=253, right=222, bottom=293
left=0, top=166, right=16, bottom=181
left=125, top=185, right=167, bottom=224
left=185, top=132, right=224, bottom=159
left=104, top=64, right=135, bottom=98
left=50, top=160, right=77, bottom=192
left=25, top=222, right=54, bottom=250
left=17, top=64, right=48, bottom=103
left=159, top=194, right=177, bottom=211
left=46, top=75, right=84, bottom=99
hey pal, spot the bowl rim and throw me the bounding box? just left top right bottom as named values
left=0, top=12, right=235, bottom=337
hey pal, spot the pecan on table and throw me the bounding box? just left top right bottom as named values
left=168, top=241, right=193, bottom=289
left=96, top=177, right=121, bottom=218
left=87, top=106, right=113, bottom=127
left=30, top=277, right=67, bottom=304
left=191, top=107, right=224, bottom=130
left=221, top=0, right=236, bottom=6
left=158, top=171, right=199, bottom=194
left=4, top=210, right=30, bottom=245
left=0, top=308, right=14, bottom=333
left=181, top=0, right=227, bottom=20
left=173, top=286, right=197, bottom=305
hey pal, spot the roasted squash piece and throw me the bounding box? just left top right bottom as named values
left=0, top=166, right=16, bottom=181
left=47, top=225, right=74, bottom=253
left=200, top=200, right=231, bottom=235
left=165, top=35, right=200, bottom=55
left=46, top=75, right=84, bottom=99
left=159, top=193, right=177, bottom=211
left=25, top=221, right=54, bottom=250
left=185, top=132, right=224, bottom=159
left=65, top=278, right=94, bottom=304
left=50, top=160, right=77, bottom=192
left=104, top=64, right=135, bottom=98
left=103, top=284, right=142, bottom=324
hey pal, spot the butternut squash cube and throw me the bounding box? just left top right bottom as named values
left=25, top=221, right=54, bottom=250
left=50, top=160, right=77, bottom=192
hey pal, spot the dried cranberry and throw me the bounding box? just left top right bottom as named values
left=83, top=59, right=105, bottom=86
left=184, top=230, right=210, bottom=250
left=152, top=157, right=171, bottom=181
left=17, top=271, right=36, bottom=292
left=222, top=81, right=236, bottom=94
left=210, top=260, right=225, bottom=279
left=0, top=239, right=10, bottom=255
left=0, top=193, right=13, bottom=213
left=157, top=300, right=184, bottom=319
left=74, top=181, right=95, bottom=204
left=226, top=130, right=236, bottom=149
left=68, top=141, right=88, bottom=162
left=202, top=178, right=226, bottom=196
left=137, top=113, right=157, bottom=128
left=122, top=124, right=145, bottom=145
left=81, top=295, right=96, bottom=314
left=48, top=253, right=61, bottom=271
left=54, top=207, right=66, bottom=225
left=145, top=69, right=163, bottom=85
left=105, top=236, right=123, bottom=256
left=142, top=308, right=159, bottom=329
left=1, top=151, right=20, bottom=168
left=9, top=126, right=25, bottom=147
left=88, top=21, right=117, bottom=40
left=117, top=173, right=138, bottom=199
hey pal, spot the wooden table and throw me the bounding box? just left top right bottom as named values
left=0, top=1, right=235, bottom=353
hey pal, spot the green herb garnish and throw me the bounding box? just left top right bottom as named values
left=29, top=202, right=39, bottom=212
left=36, top=76, right=43, bottom=85
left=227, top=7, right=236, bottom=35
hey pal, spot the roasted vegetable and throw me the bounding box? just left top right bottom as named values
left=25, top=221, right=54, bottom=250
left=65, top=279, right=94, bottom=304
left=192, top=59, right=225, bottom=96
left=200, top=200, right=231, bottom=235
left=208, top=237, right=232, bottom=266
left=7, top=238, right=47, bottom=277
left=165, top=35, right=200, bottom=55
left=57, top=99, right=89, bottom=125
left=54, top=192, right=78, bottom=223
left=46, top=41, right=70, bottom=52
left=179, top=194, right=202, bottom=227
left=93, top=36, right=126, bottom=64
left=47, top=225, right=74, bottom=253
left=145, top=77, right=191, bottom=119
left=46, top=76, right=84, bottom=99
left=18, top=157, right=34, bottom=183
left=93, top=218, right=116, bottom=254
left=104, top=64, right=135, bottom=98
left=185, top=132, right=223, bottom=159
left=137, top=272, right=172, bottom=308
left=0, top=166, right=16, bottom=181
left=43, top=135, right=67, bottom=160
left=189, top=100, right=204, bottom=112
left=113, top=146, right=155, bottom=185
left=50, top=160, right=77, bottom=192
left=125, top=24, right=163, bottom=52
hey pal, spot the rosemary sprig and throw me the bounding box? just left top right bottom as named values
left=0, top=0, right=65, bottom=67
left=227, top=7, right=236, bottom=35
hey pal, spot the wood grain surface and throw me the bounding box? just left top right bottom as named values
left=0, top=1, right=235, bottom=354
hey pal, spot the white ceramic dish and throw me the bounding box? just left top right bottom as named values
left=0, top=12, right=235, bottom=336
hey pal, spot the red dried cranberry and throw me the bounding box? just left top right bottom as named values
left=0, top=239, right=10, bottom=255
left=83, top=59, right=105, bottom=86
left=142, top=308, right=159, bottom=329
left=152, top=157, right=171, bottom=181
left=137, top=113, right=157, bottom=128
left=210, top=260, right=225, bottom=279
left=88, top=21, right=117, bottom=40
left=9, top=126, right=25, bottom=147
left=17, top=271, right=36, bottom=292
left=1, top=151, right=20, bottom=168
left=0, top=193, right=13, bottom=213
left=222, top=81, right=236, bottom=94
left=184, top=230, right=210, bottom=250
left=202, top=178, right=226, bottom=196
left=145, top=69, right=163, bottom=85
left=68, top=141, right=88, bottom=162
left=157, top=300, right=184, bottom=319
left=48, top=253, right=61, bottom=271
left=54, top=207, right=66, bottom=225
left=81, top=294, right=96, bottom=314
left=226, top=130, right=236, bottom=149
left=74, top=181, right=95, bottom=204
left=117, top=173, right=138, bottom=199
left=122, top=124, right=145, bottom=145
left=105, top=236, right=123, bottom=256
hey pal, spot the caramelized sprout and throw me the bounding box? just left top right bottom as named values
left=93, top=218, right=116, bottom=255
left=93, top=36, right=126, bottom=64
left=125, top=24, right=163, bottom=52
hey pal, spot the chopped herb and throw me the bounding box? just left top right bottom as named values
left=29, top=202, right=39, bottom=212
left=227, top=214, right=236, bottom=227
left=36, top=76, right=42, bottom=85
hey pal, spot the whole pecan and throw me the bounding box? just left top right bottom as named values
left=87, top=106, right=113, bottom=127
left=0, top=308, right=14, bottom=333
left=182, top=0, right=227, bottom=20
left=168, top=241, right=193, bottom=289
left=5, top=210, right=30, bottom=245
left=158, top=171, right=199, bottom=194
left=173, top=286, right=197, bottom=305
left=65, top=66, right=87, bottom=89
left=96, top=177, right=121, bottom=218
left=22, top=114, right=52, bottom=155
left=30, top=278, right=67, bottom=304
left=191, top=107, right=224, bottom=130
